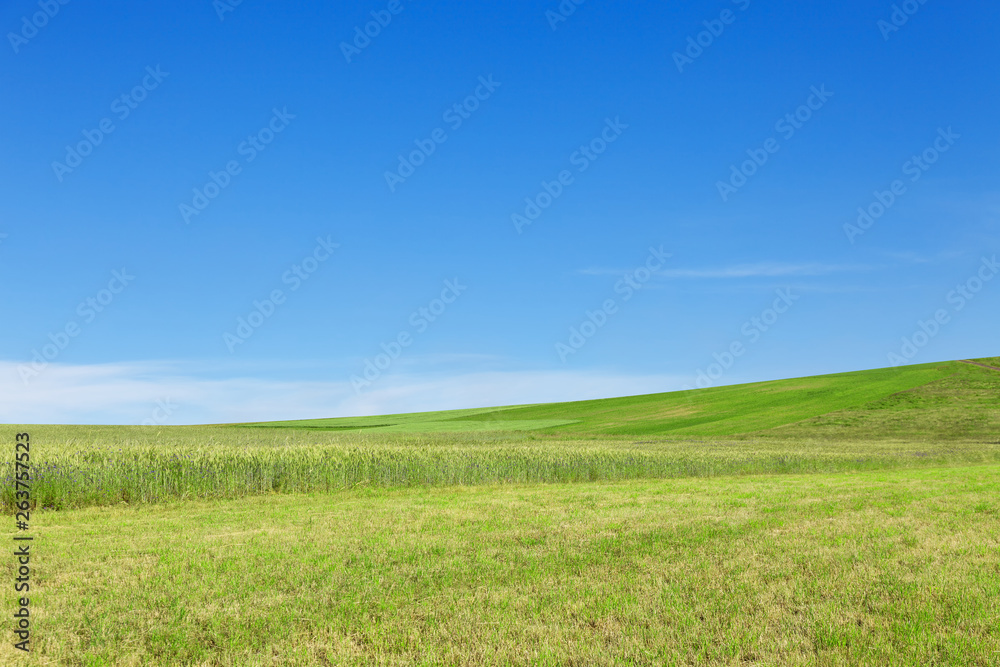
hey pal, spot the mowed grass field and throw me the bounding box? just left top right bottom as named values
left=4, top=467, right=1000, bottom=665
left=3, top=358, right=999, bottom=664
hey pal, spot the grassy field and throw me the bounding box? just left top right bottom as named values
left=3, top=357, right=999, bottom=664
left=5, top=426, right=1000, bottom=513
left=5, top=358, right=999, bottom=512
left=248, top=358, right=999, bottom=439
left=4, top=466, right=998, bottom=665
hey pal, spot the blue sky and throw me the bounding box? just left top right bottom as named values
left=2, top=0, right=998, bottom=424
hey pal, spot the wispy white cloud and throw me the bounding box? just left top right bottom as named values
left=579, top=261, right=872, bottom=279
left=0, top=361, right=685, bottom=425
left=656, top=262, right=871, bottom=279
left=879, top=249, right=966, bottom=265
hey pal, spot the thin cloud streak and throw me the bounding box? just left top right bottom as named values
left=658, top=263, right=872, bottom=279
left=579, top=261, right=873, bottom=279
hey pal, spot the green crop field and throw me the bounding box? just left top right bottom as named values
left=248, top=358, right=1000, bottom=440
left=3, top=358, right=999, bottom=665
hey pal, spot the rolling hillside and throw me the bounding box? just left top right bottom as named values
left=248, top=358, right=1000, bottom=441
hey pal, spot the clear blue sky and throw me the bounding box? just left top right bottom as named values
left=2, top=0, right=998, bottom=424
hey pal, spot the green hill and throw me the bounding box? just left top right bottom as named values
left=248, top=358, right=1000, bottom=441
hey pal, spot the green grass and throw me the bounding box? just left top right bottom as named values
left=252, top=358, right=999, bottom=439
left=4, top=357, right=999, bottom=664
left=769, top=360, right=1000, bottom=441
left=241, top=405, right=579, bottom=433
left=5, top=465, right=998, bottom=665
left=5, top=359, right=999, bottom=512
left=7, top=427, right=1000, bottom=511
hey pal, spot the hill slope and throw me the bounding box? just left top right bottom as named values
left=249, top=359, right=1000, bottom=440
